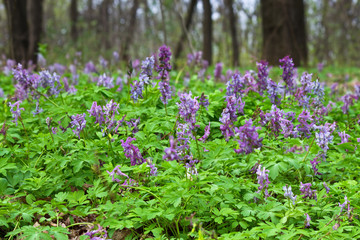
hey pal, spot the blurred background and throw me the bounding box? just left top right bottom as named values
left=1, top=0, right=360, bottom=69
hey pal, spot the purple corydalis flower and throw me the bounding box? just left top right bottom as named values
left=107, top=165, right=129, bottom=183
left=32, top=100, right=43, bottom=116
left=157, top=45, right=172, bottom=79
left=70, top=113, right=86, bottom=139
left=323, top=182, right=330, bottom=194
left=304, top=213, right=311, bottom=228
left=3, top=59, right=16, bottom=76
left=103, top=100, right=119, bottom=129
left=199, top=93, right=209, bottom=110
left=146, top=158, right=158, bottom=176
left=297, top=109, right=314, bottom=138
left=84, top=61, right=97, bottom=74
left=99, top=56, right=108, bottom=69
left=341, top=94, right=357, bottom=114
left=199, top=122, right=211, bottom=142
left=310, top=155, right=321, bottom=175
left=219, top=95, right=245, bottom=141
left=299, top=182, right=317, bottom=200
left=256, top=60, right=269, bottom=94
left=226, top=73, right=245, bottom=97
left=314, top=122, right=336, bottom=157
left=130, top=80, right=144, bottom=102
left=158, top=80, right=172, bottom=104
left=88, top=101, right=105, bottom=126
left=283, top=185, right=297, bottom=205
left=214, top=62, right=224, bottom=81
left=163, top=136, right=180, bottom=161
left=113, top=51, right=119, bottom=63
left=126, top=117, right=140, bottom=134
left=177, top=91, right=200, bottom=129
left=97, top=73, right=114, bottom=89
left=84, top=224, right=109, bottom=240
left=120, top=137, right=145, bottom=166
left=256, top=165, right=270, bottom=199
left=9, top=101, right=24, bottom=126
left=339, top=196, right=350, bottom=215
left=338, top=131, right=350, bottom=144
left=39, top=70, right=62, bottom=96
left=279, top=56, right=295, bottom=93
left=234, top=119, right=263, bottom=154
left=139, top=56, right=155, bottom=85
left=317, top=62, right=324, bottom=72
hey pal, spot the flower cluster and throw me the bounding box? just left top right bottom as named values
left=163, top=136, right=180, bottom=161
left=314, top=122, right=336, bottom=158
left=38, top=70, right=62, bottom=97
left=279, top=56, right=295, bottom=94
left=139, top=56, right=155, bottom=85
left=338, top=196, right=351, bottom=215
left=341, top=94, right=357, bottom=114
left=88, top=100, right=124, bottom=133
left=226, top=73, right=245, bottom=97
left=299, top=182, right=317, bottom=200
left=214, top=62, right=225, bottom=81
left=296, top=110, right=314, bottom=138
left=120, top=137, right=145, bottom=166
left=219, top=95, right=245, bottom=141
left=199, top=122, right=211, bottom=142
left=9, top=101, right=25, bottom=126
left=338, top=131, right=350, bottom=144
left=304, top=213, right=311, bottom=228
left=283, top=185, right=297, bottom=205
left=156, top=45, right=172, bottom=105
left=256, top=165, right=270, bottom=199
left=177, top=91, right=200, bottom=130
left=70, top=113, right=86, bottom=139
left=107, top=165, right=136, bottom=186
left=323, top=182, right=330, bottom=194
left=97, top=73, right=114, bottom=89
left=234, top=119, right=263, bottom=154
left=266, top=79, right=281, bottom=105
left=199, top=93, right=209, bottom=110
left=256, top=60, right=269, bottom=94
left=84, top=224, right=110, bottom=240
left=84, top=61, right=97, bottom=74
left=310, top=155, right=321, bottom=175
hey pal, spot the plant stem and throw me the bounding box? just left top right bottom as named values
left=19, top=117, right=29, bottom=162
left=302, top=137, right=315, bottom=162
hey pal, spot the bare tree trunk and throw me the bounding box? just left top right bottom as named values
left=3, top=0, right=29, bottom=64
left=100, top=0, right=111, bottom=49
left=261, top=0, right=307, bottom=66
left=70, top=0, right=78, bottom=42
left=121, top=0, right=139, bottom=62
left=225, top=0, right=239, bottom=67
left=202, top=0, right=212, bottom=65
left=174, top=0, right=197, bottom=60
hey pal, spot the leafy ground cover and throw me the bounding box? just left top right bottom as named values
left=0, top=47, right=359, bottom=239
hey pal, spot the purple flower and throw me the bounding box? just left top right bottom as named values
left=219, top=95, right=245, bottom=141
left=51, top=127, right=57, bottom=134
left=234, top=119, right=263, bottom=154
left=37, top=53, right=46, bottom=68
left=88, top=101, right=105, bottom=126
left=113, top=51, right=119, bottom=64
left=296, top=110, right=314, bottom=138
left=8, top=101, right=24, bottom=126
left=199, top=93, right=209, bottom=110
left=256, top=60, right=269, bottom=94
left=163, top=136, right=180, bottom=161
left=199, top=122, right=211, bottom=142
left=32, top=100, right=43, bottom=116
left=256, top=165, right=270, bottom=199
left=99, top=56, right=108, bottom=69
left=97, top=73, right=114, bottom=89
left=126, top=117, right=140, bottom=134
left=158, top=79, right=172, bottom=105
left=84, top=224, right=110, bottom=240
left=314, top=122, right=336, bottom=157
left=283, top=185, right=297, bottom=205
left=266, top=79, right=281, bottom=105
left=185, top=155, right=199, bottom=177
left=107, top=165, right=129, bottom=183
left=3, top=59, right=16, bottom=76
left=157, top=45, right=172, bottom=79
left=120, top=137, right=145, bottom=166
left=338, top=196, right=350, bottom=214
left=338, top=131, right=350, bottom=144
left=226, top=73, right=245, bottom=97
left=279, top=56, right=295, bottom=93
left=130, top=80, right=144, bottom=102
left=49, top=63, right=66, bottom=75
left=304, top=213, right=311, bottom=228
left=145, top=158, right=158, bottom=176
left=177, top=91, right=200, bottom=129
left=176, top=123, right=192, bottom=156
left=323, top=182, right=330, bottom=194
left=139, top=56, right=155, bottom=85
left=84, top=61, right=97, bottom=74
left=341, top=94, right=357, bottom=114
left=70, top=113, right=86, bottom=139
left=259, top=105, right=285, bottom=138
left=310, top=155, right=321, bottom=175
left=299, top=182, right=317, bottom=200
left=214, top=62, right=225, bottom=81
left=38, top=70, right=62, bottom=96
left=103, top=100, right=119, bottom=129
left=317, top=62, right=324, bottom=72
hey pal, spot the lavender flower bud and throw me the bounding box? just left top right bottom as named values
left=8, top=101, right=25, bottom=126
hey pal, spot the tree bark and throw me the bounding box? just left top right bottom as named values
left=174, top=0, right=197, bottom=61
left=202, top=0, right=213, bottom=65
left=225, top=0, right=239, bottom=67
left=70, top=0, right=78, bottom=42
left=121, top=0, right=139, bottom=62
left=3, top=0, right=29, bottom=64
left=261, top=0, right=307, bottom=67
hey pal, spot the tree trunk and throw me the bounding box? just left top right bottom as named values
left=174, top=0, right=197, bottom=60
left=202, top=0, right=213, bottom=65
left=3, top=0, right=29, bottom=64
left=121, top=0, right=139, bottom=62
left=225, top=0, right=239, bottom=67
left=261, top=0, right=307, bottom=67
left=70, top=0, right=78, bottom=42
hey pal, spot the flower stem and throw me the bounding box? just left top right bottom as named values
left=302, top=137, right=315, bottom=162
